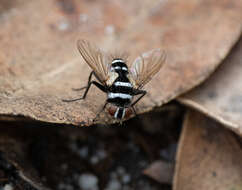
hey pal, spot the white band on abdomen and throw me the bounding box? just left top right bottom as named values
left=114, top=81, right=132, bottom=87
left=108, top=93, right=132, bottom=99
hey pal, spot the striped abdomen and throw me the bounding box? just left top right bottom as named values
left=107, top=59, right=133, bottom=107
left=107, top=105, right=133, bottom=120
left=106, top=58, right=134, bottom=119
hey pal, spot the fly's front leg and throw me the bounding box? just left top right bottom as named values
left=72, top=71, right=94, bottom=91
left=62, top=80, right=107, bottom=102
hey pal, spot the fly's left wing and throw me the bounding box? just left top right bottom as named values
left=130, top=49, right=166, bottom=89
left=77, top=39, right=110, bottom=84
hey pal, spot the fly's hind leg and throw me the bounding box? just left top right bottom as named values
left=129, top=89, right=146, bottom=117
left=131, top=89, right=147, bottom=107
left=131, top=106, right=137, bottom=117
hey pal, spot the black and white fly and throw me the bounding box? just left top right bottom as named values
left=63, top=39, right=165, bottom=121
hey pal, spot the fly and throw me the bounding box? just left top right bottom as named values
left=63, top=39, right=166, bottom=121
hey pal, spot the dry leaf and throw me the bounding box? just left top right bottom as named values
left=179, top=37, right=242, bottom=136
left=0, top=0, right=242, bottom=125
left=143, top=160, right=174, bottom=184
left=173, top=110, right=242, bottom=190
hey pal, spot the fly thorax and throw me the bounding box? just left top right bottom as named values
left=106, top=72, right=118, bottom=86
left=110, top=59, right=129, bottom=74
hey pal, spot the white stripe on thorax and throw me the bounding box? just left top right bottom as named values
left=111, top=66, right=121, bottom=71
left=108, top=93, right=132, bottom=99
left=114, top=81, right=132, bottom=87
left=112, top=59, right=125, bottom=64
left=110, top=66, right=128, bottom=72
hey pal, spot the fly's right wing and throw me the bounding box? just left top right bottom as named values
left=130, top=49, right=166, bottom=89
left=77, top=39, right=110, bottom=84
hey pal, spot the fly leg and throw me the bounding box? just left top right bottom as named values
left=130, top=89, right=147, bottom=117
left=62, top=81, right=107, bottom=102
left=131, top=89, right=147, bottom=107
left=131, top=106, right=137, bottom=117
left=71, top=71, right=94, bottom=91
left=93, top=102, right=108, bottom=122
left=62, top=72, right=107, bottom=102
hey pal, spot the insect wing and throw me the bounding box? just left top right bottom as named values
left=130, top=49, right=165, bottom=88
left=77, top=39, right=110, bottom=84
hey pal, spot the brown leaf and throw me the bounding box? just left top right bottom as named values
left=173, top=110, right=242, bottom=190
left=143, top=160, right=174, bottom=184
left=179, top=36, right=242, bottom=136
left=0, top=0, right=242, bottom=125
